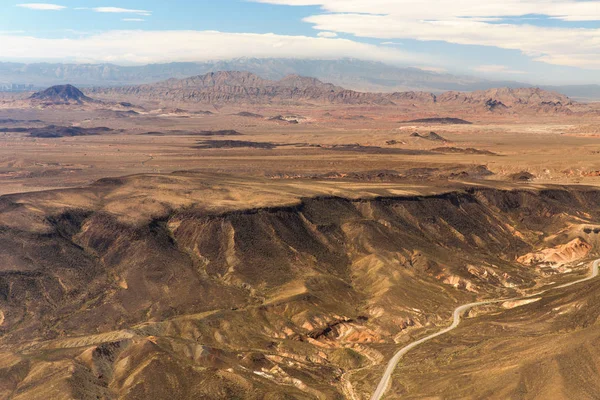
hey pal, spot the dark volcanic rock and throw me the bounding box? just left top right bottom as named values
left=509, top=171, right=536, bottom=181
left=386, top=140, right=405, bottom=145
left=431, top=147, right=497, bottom=155
left=28, top=125, right=114, bottom=138
left=0, top=127, right=30, bottom=133
left=199, top=130, right=243, bottom=136
left=30, top=84, right=93, bottom=104
left=410, top=131, right=449, bottom=142
left=142, top=130, right=242, bottom=136
left=235, top=112, right=264, bottom=118
left=196, top=140, right=275, bottom=149
left=404, top=117, right=472, bottom=125
left=339, top=115, right=374, bottom=121
left=485, top=99, right=508, bottom=111
left=0, top=118, right=43, bottom=124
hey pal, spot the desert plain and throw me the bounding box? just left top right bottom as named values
left=1, top=76, right=600, bottom=399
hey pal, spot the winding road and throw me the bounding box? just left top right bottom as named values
left=370, top=258, right=600, bottom=400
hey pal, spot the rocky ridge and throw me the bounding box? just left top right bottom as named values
left=1, top=174, right=599, bottom=399
left=88, top=71, right=576, bottom=113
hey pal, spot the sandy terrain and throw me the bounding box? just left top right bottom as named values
left=2, top=88, right=600, bottom=399
left=2, top=99, right=600, bottom=197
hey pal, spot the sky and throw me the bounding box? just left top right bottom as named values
left=2, top=0, right=600, bottom=84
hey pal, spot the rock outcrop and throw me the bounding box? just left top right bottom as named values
left=517, top=238, right=592, bottom=266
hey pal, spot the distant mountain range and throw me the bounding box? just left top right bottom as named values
left=2, top=58, right=600, bottom=100
left=87, top=71, right=578, bottom=115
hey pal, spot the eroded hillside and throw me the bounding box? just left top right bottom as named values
left=0, top=174, right=599, bottom=399
left=87, top=71, right=581, bottom=114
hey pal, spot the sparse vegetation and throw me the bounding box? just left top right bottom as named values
left=1, top=71, right=600, bottom=400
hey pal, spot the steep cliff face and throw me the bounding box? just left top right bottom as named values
left=1, top=180, right=599, bottom=399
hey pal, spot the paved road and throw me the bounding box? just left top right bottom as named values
left=370, top=259, right=600, bottom=400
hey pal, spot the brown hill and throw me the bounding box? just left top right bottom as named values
left=90, top=71, right=372, bottom=105
left=88, top=71, right=574, bottom=112
left=437, top=87, right=573, bottom=113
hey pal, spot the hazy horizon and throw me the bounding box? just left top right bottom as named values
left=2, top=1, right=600, bottom=85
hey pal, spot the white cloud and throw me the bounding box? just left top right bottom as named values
left=0, top=30, right=430, bottom=65
left=16, top=3, right=65, bottom=10
left=472, top=64, right=525, bottom=74
left=251, top=0, right=600, bottom=69
left=305, top=14, right=600, bottom=68
left=418, top=66, right=447, bottom=73
left=76, top=7, right=151, bottom=16
left=317, top=31, right=337, bottom=38
left=253, top=0, right=600, bottom=22
left=93, top=7, right=151, bottom=15
left=122, top=18, right=145, bottom=22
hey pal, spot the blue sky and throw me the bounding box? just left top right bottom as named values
left=2, top=0, right=600, bottom=84
left=1, top=1, right=321, bottom=36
